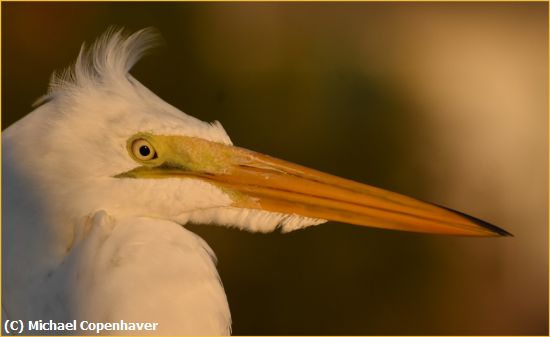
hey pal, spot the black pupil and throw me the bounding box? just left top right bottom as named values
left=139, top=145, right=151, bottom=157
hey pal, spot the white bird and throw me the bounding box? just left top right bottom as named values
left=2, top=28, right=510, bottom=335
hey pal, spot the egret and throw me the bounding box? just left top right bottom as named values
left=2, top=28, right=510, bottom=335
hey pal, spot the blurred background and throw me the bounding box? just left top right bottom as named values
left=2, top=2, right=548, bottom=335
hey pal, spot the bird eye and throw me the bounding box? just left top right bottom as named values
left=131, top=139, right=157, bottom=161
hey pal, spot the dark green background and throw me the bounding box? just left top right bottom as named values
left=2, top=2, right=548, bottom=335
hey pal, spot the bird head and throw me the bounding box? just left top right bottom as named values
left=4, top=28, right=510, bottom=236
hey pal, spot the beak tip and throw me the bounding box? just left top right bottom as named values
left=440, top=205, right=513, bottom=237
left=466, top=216, right=513, bottom=237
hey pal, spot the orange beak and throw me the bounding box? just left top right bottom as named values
left=119, top=135, right=511, bottom=237
left=196, top=146, right=510, bottom=237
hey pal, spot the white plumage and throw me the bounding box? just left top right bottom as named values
left=2, top=28, right=322, bottom=335
left=2, top=27, right=509, bottom=336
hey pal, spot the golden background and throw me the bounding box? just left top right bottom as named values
left=2, top=2, right=548, bottom=335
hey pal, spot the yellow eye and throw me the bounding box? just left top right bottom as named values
left=131, top=138, right=157, bottom=161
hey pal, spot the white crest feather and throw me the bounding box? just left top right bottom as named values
left=47, top=27, right=161, bottom=98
